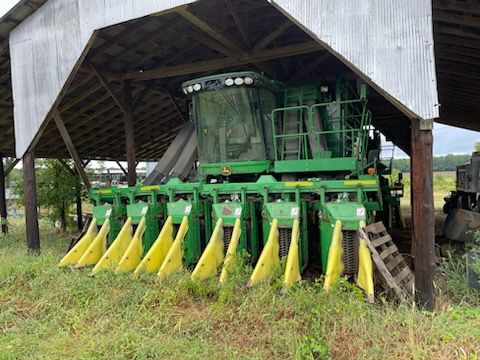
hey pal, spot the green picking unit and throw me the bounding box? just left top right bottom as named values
left=60, top=71, right=403, bottom=300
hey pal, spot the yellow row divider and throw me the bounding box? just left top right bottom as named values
left=219, top=218, right=242, bottom=284
left=76, top=219, right=110, bottom=268
left=248, top=219, right=279, bottom=287
left=284, top=219, right=301, bottom=287
left=191, top=218, right=224, bottom=281
left=134, top=216, right=174, bottom=276
left=91, top=217, right=133, bottom=275
left=357, top=220, right=374, bottom=303
left=157, top=216, right=189, bottom=280
left=323, top=220, right=344, bottom=291
left=58, top=218, right=98, bottom=267
left=116, top=217, right=147, bottom=273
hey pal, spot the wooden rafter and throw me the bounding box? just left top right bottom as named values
left=122, top=42, right=323, bottom=81
left=252, top=20, right=292, bottom=52
left=52, top=110, right=91, bottom=189
left=176, top=8, right=244, bottom=54
left=115, top=161, right=128, bottom=176
left=88, top=62, right=127, bottom=114
left=4, top=158, right=19, bottom=177
left=224, top=0, right=251, bottom=49
left=289, top=52, right=331, bottom=82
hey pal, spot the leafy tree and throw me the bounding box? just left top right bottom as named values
left=392, top=154, right=471, bottom=172
left=12, top=159, right=81, bottom=232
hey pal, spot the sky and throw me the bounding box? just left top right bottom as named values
left=389, top=124, right=480, bottom=158
left=1, top=1, right=479, bottom=159
left=0, top=0, right=19, bottom=18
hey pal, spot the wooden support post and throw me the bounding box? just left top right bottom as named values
left=0, top=155, right=8, bottom=234
left=53, top=110, right=91, bottom=189
left=411, top=118, right=435, bottom=310
left=123, top=80, right=136, bottom=187
left=23, top=151, right=40, bottom=253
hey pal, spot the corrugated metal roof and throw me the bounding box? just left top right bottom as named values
left=0, top=0, right=478, bottom=161
left=271, top=0, right=439, bottom=121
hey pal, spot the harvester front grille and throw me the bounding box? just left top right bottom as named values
left=342, top=230, right=358, bottom=276
left=279, top=228, right=292, bottom=258
left=223, top=226, right=233, bottom=254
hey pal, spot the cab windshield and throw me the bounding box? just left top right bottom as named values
left=193, top=87, right=274, bottom=163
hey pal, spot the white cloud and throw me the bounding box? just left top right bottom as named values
left=384, top=124, right=480, bottom=159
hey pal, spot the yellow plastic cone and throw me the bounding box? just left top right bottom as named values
left=248, top=219, right=280, bottom=286
left=76, top=219, right=110, bottom=268
left=284, top=219, right=301, bottom=287
left=191, top=218, right=224, bottom=281
left=91, top=218, right=132, bottom=275
left=116, top=217, right=146, bottom=273
left=134, top=216, right=174, bottom=276
left=357, top=221, right=374, bottom=302
left=219, top=218, right=242, bottom=284
left=324, top=220, right=344, bottom=291
left=157, top=216, right=189, bottom=280
left=58, top=219, right=98, bottom=267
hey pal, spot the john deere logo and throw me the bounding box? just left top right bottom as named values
left=221, top=165, right=232, bottom=176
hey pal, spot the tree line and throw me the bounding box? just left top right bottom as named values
left=391, top=154, right=471, bottom=172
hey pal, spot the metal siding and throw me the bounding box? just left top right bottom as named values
left=10, top=0, right=197, bottom=158
left=271, top=0, right=439, bottom=121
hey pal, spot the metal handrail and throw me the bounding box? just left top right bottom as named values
left=271, top=99, right=371, bottom=162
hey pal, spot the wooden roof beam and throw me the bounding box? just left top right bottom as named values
left=433, top=0, right=480, bottom=17
left=252, top=20, right=292, bottom=53
left=433, top=9, right=480, bottom=29
left=88, top=62, right=127, bottom=114
left=53, top=110, right=91, bottom=189
left=177, top=7, right=244, bottom=54
left=224, top=0, right=251, bottom=49
left=289, top=52, right=331, bottom=83
left=122, top=41, right=323, bottom=81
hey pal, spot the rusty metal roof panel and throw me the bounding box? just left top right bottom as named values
left=271, top=0, right=439, bottom=121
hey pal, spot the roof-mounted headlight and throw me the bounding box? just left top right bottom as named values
left=234, top=77, right=244, bottom=86
left=187, top=85, right=194, bottom=93
left=225, top=78, right=234, bottom=86
left=182, top=88, right=188, bottom=95
left=244, top=77, right=254, bottom=85
left=193, top=83, right=202, bottom=91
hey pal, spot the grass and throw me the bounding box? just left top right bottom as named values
left=1, top=219, right=480, bottom=359
left=400, top=172, right=456, bottom=210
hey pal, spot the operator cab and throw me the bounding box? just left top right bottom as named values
left=182, top=72, right=279, bottom=176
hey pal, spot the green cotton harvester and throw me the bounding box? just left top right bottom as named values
left=59, top=71, right=403, bottom=301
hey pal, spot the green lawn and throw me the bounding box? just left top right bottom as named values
left=0, top=219, right=479, bottom=359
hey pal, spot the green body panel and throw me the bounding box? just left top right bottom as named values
left=319, top=202, right=366, bottom=272
left=263, top=200, right=308, bottom=270
left=263, top=201, right=300, bottom=227
left=92, top=204, right=113, bottom=225
left=212, top=202, right=243, bottom=226
left=125, top=202, right=160, bottom=255
left=167, top=200, right=193, bottom=224
left=212, top=202, right=250, bottom=254
left=274, top=157, right=358, bottom=173
left=92, top=204, right=121, bottom=246
left=166, top=199, right=201, bottom=267
left=200, top=160, right=271, bottom=177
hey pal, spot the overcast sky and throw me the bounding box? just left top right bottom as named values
left=1, top=1, right=478, bottom=159
left=0, top=0, right=19, bottom=18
